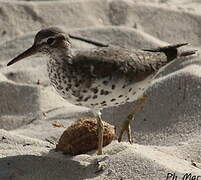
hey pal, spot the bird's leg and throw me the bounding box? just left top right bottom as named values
left=118, top=95, right=148, bottom=143
left=92, top=110, right=104, bottom=155
left=118, top=114, right=133, bottom=144
left=97, top=112, right=104, bottom=155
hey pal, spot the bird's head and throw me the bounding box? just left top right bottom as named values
left=7, top=27, right=71, bottom=66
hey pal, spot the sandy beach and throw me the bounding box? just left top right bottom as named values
left=0, top=0, right=201, bottom=179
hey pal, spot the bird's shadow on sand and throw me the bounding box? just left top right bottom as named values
left=0, top=149, right=105, bottom=180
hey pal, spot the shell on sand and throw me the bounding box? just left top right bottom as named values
left=56, top=117, right=116, bottom=155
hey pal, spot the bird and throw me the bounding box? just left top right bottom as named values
left=7, top=27, right=196, bottom=155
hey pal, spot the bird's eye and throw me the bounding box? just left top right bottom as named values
left=47, top=38, right=55, bottom=46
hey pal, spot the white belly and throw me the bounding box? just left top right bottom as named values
left=56, top=75, right=154, bottom=110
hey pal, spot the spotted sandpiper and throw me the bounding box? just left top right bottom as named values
left=7, top=27, right=196, bottom=155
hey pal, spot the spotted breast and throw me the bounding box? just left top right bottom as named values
left=47, top=47, right=158, bottom=110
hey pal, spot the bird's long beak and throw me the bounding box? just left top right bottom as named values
left=7, top=45, right=38, bottom=66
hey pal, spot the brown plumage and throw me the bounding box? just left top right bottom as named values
left=73, top=46, right=167, bottom=81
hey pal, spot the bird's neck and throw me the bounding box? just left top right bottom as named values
left=46, top=47, right=75, bottom=81
left=48, top=46, right=74, bottom=65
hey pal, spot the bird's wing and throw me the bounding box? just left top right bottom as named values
left=72, top=46, right=168, bottom=81
left=72, top=43, right=196, bottom=81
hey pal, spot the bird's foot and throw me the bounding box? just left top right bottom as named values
left=118, top=118, right=133, bottom=144
left=97, top=149, right=103, bottom=155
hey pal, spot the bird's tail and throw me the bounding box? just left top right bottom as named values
left=142, top=43, right=197, bottom=61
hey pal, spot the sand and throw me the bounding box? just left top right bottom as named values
left=0, top=0, right=201, bottom=179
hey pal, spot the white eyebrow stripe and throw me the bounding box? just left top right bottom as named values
left=39, top=34, right=65, bottom=45
left=38, top=33, right=65, bottom=44
left=39, top=36, right=56, bottom=44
